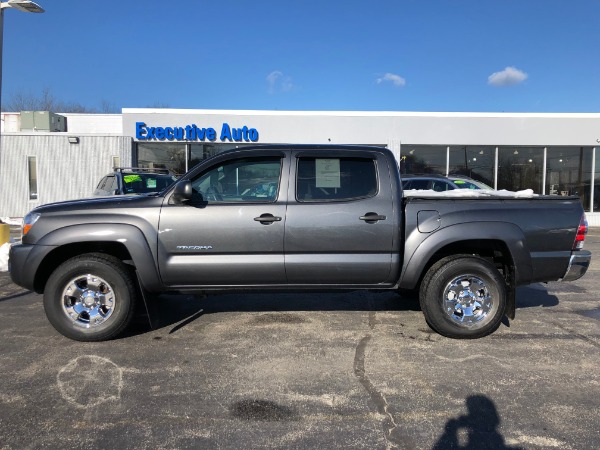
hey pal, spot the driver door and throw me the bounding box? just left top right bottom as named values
left=158, top=153, right=288, bottom=287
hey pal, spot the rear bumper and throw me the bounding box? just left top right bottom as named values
left=561, top=250, right=592, bottom=282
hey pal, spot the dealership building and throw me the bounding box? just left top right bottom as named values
left=1, top=108, right=599, bottom=225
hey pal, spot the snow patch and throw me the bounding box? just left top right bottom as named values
left=403, top=189, right=538, bottom=198
left=0, top=243, right=10, bottom=272
left=0, top=217, right=23, bottom=226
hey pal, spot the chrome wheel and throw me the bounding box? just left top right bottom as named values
left=421, top=256, right=507, bottom=339
left=61, top=274, right=116, bottom=328
left=443, top=275, right=495, bottom=327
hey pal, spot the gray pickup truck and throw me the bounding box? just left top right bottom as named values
left=9, top=145, right=591, bottom=341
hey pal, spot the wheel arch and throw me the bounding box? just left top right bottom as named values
left=32, top=223, right=162, bottom=293
left=399, top=222, right=531, bottom=290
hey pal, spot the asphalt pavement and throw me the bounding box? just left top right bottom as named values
left=0, top=233, right=599, bottom=449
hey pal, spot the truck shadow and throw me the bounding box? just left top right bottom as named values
left=515, top=284, right=559, bottom=309
left=126, top=284, right=560, bottom=338
left=128, top=290, right=420, bottom=337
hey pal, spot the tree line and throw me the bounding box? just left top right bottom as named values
left=1, top=88, right=169, bottom=113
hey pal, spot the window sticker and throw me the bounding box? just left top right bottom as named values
left=146, top=179, right=157, bottom=188
left=123, top=175, right=142, bottom=184
left=315, top=159, right=341, bottom=188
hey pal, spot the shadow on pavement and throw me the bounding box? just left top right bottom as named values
left=125, top=290, right=420, bottom=338
left=515, top=284, right=559, bottom=309
left=432, top=395, right=523, bottom=450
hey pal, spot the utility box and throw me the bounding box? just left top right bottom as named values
left=20, top=111, right=66, bottom=132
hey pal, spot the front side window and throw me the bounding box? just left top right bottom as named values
left=296, top=157, right=377, bottom=202
left=190, top=157, right=282, bottom=203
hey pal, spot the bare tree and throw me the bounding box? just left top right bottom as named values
left=1, top=87, right=120, bottom=113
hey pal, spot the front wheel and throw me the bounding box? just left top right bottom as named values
left=420, top=256, right=507, bottom=339
left=43, top=253, right=138, bottom=341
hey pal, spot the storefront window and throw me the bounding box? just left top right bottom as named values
left=189, top=144, right=243, bottom=170
left=449, top=146, right=495, bottom=187
left=400, top=145, right=447, bottom=175
left=546, top=147, right=593, bottom=211
left=497, top=147, right=544, bottom=193
left=137, top=143, right=187, bottom=175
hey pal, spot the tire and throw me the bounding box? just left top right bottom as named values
left=420, top=255, right=507, bottom=339
left=43, top=253, right=138, bottom=341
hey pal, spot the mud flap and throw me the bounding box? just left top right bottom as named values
left=135, top=271, right=160, bottom=330
left=506, top=286, right=516, bottom=320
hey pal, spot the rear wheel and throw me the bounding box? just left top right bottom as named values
left=420, top=256, right=507, bottom=339
left=43, top=253, right=138, bottom=341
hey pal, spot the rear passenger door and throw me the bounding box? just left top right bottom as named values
left=284, top=150, right=398, bottom=286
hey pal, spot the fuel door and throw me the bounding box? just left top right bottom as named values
left=417, top=210, right=441, bottom=233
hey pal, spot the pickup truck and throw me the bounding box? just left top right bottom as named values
left=9, top=145, right=591, bottom=341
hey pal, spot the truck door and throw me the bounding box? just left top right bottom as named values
left=158, top=152, right=289, bottom=287
left=284, top=150, right=398, bottom=285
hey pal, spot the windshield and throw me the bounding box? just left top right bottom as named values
left=450, top=178, right=494, bottom=190
left=122, top=173, right=178, bottom=194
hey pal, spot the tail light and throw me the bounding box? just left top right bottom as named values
left=573, top=215, right=588, bottom=250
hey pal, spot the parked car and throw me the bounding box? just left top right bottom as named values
left=10, top=145, right=590, bottom=342
left=402, top=174, right=493, bottom=191
left=93, top=168, right=178, bottom=196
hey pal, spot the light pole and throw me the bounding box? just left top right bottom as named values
left=0, top=0, right=44, bottom=113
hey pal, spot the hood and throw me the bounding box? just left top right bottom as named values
left=31, top=194, right=161, bottom=215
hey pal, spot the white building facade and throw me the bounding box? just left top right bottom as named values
left=1, top=109, right=599, bottom=225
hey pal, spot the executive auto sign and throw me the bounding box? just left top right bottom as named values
left=135, top=122, right=259, bottom=142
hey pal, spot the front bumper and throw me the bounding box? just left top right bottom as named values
left=9, top=243, right=56, bottom=292
left=561, top=250, right=592, bottom=282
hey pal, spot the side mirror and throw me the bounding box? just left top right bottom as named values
left=171, top=180, right=192, bottom=204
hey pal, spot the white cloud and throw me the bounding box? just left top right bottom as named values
left=487, top=66, right=528, bottom=87
left=267, top=71, right=294, bottom=94
left=376, top=73, right=406, bottom=87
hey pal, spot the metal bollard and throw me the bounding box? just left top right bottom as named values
left=0, top=224, right=9, bottom=245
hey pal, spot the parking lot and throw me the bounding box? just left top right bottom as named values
left=0, top=232, right=599, bottom=449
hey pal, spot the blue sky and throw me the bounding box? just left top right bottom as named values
left=2, top=0, right=600, bottom=112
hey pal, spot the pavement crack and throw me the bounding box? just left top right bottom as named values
left=549, top=319, right=600, bottom=349
left=353, top=334, right=415, bottom=449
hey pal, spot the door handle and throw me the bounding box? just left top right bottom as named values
left=360, top=212, right=386, bottom=223
left=254, top=213, right=282, bottom=224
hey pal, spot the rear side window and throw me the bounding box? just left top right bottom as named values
left=103, top=176, right=116, bottom=194
left=296, top=157, right=377, bottom=202
left=405, top=179, right=430, bottom=190
left=431, top=180, right=453, bottom=191
left=96, top=176, right=108, bottom=190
